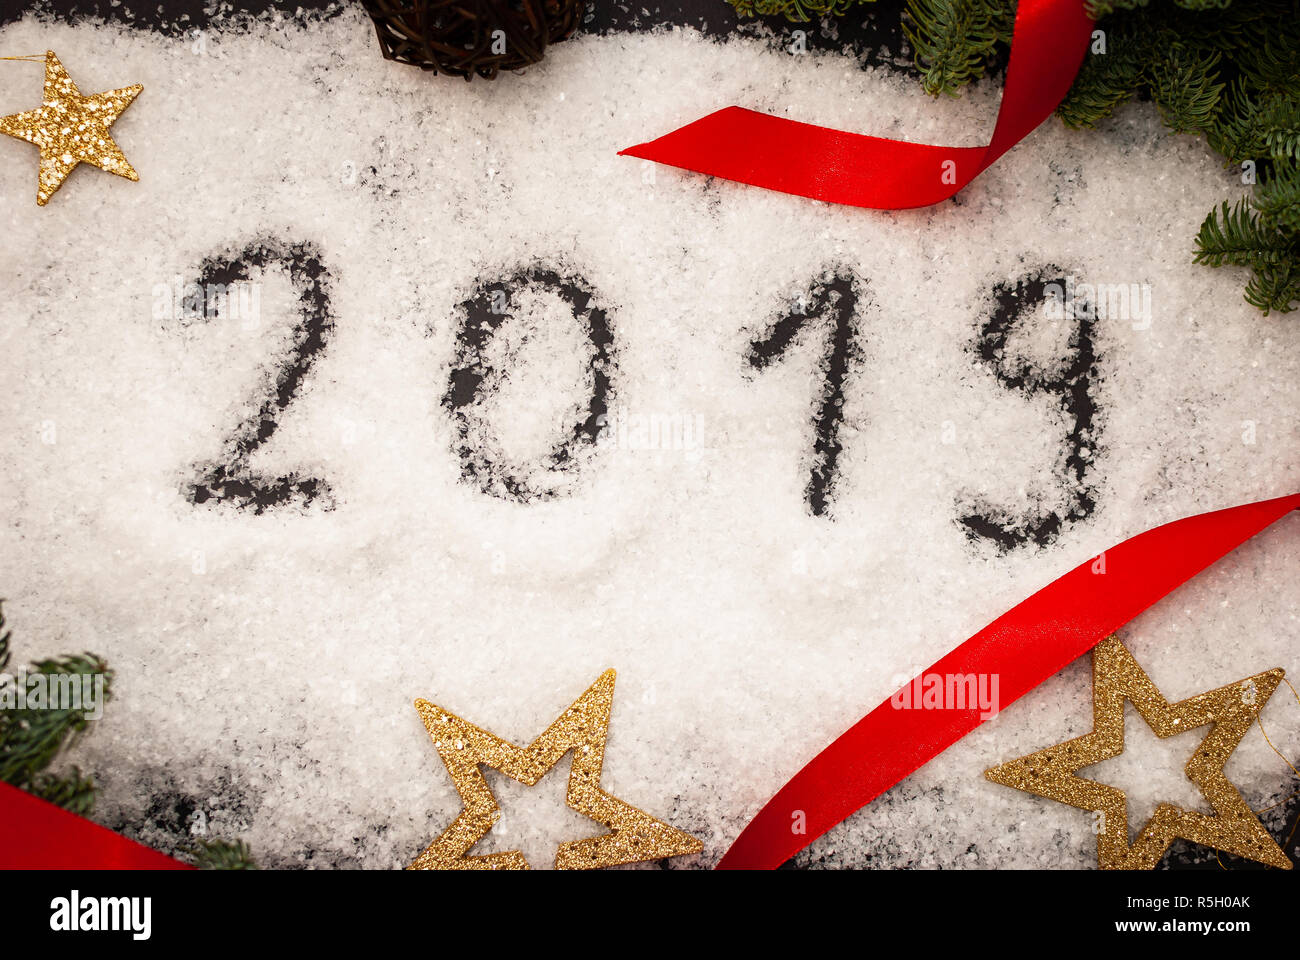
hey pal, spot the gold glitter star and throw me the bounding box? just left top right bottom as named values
left=410, top=669, right=703, bottom=869
left=986, top=635, right=1291, bottom=869
left=0, top=51, right=142, bottom=205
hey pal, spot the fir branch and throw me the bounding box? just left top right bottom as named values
left=1259, top=93, right=1300, bottom=160
left=1243, top=256, right=1300, bottom=313
left=1195, top=198, right=1300, bottom=314
left=729, top=0, right=871, bottom=20
left=187, top=838, right=258, bottom=870
left=1235, top=19, right=1300, bottom=92
left=1254, top=159, right=1300, bottom=234
left=1208, top=78, right=1267, bottom=162
left=1057, top=18, right=1147, bottom=127
left=1150, top=43, right=1224, bottom=134
left=0, top=601, right=111, bottom=812
left=27, top=769, right=98, bottom=817
left=1194, top=199, right=1277, bottom=267
left=903, top=0, right=1014, bottom=96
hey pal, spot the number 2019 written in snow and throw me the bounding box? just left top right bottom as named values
left=169, top=237, right=1101, bottom=549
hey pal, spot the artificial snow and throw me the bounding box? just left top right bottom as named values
left=0, top=7, right=1296, bottom=868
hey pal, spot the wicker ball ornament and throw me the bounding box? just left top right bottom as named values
left=362, top=0, right=585, bottom=80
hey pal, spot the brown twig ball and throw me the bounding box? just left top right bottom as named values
left=361, top=0, right=586, bottom=80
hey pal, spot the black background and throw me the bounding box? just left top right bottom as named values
left=0, top=0, right=919, bottom=70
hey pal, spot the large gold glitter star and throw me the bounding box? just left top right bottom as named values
left=986, top=635, right=1291, bottom=869
left=0, top=51, right=141, bottom=205
left=410, top=669, right=703, bottom=869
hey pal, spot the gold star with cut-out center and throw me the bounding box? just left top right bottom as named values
left=410, top=669, right=702, bottom=869
left=986, top=635, right=1291, bottom=869
left=0, top=51, right=141, bottom=205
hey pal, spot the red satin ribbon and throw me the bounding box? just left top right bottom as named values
left=0, top=781, right=189, bottom=869
left=718, top=493, right=1300, bottom=869
left=620, top=0, right=1094, bottom=209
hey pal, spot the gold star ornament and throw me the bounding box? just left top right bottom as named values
left=411, top=669, right=703, bottom=869
left=986, top=635, right=1291, bottom=869
left=0, top=51, right=142, bottom=205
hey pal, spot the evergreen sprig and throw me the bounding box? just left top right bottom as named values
left=27, top=769, right=99, bottom=817
left=0, top=601, right=110, bottom=810
left=729, top=0, right=873, bottom=20
left=188, top=838, right=259, bottom=870
left=903, top=0, right=1015, bottom=95
left=0, top=602, right=257, bottom=866
left=724, top=0, right=1300, bottom=314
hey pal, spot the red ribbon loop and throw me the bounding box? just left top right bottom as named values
left=621, top=0, right=1095, bottom=209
